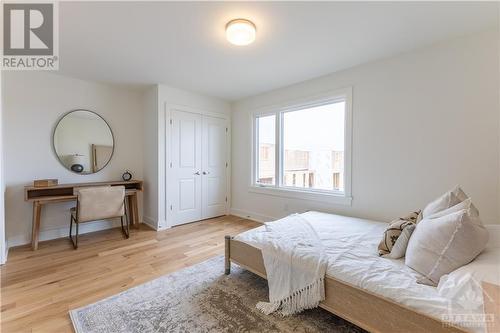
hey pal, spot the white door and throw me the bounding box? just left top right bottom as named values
left=171, top=110, right=202, bottom=226
left=201, top=115, right=227, bottom=219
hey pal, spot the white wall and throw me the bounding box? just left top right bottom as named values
left=231, top=30, right=500, bottom=225
left=143, top=84, right=231, bottom=229
left=2, top=72, right=146, bottom=247
left=0, top=70, right=5, bottom=264
left=143, top=85, right=159, bottom=228
left=498, top=5, right=500, bottom=229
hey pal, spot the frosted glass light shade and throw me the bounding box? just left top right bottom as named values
left=226, top=19, right=256, bottom=46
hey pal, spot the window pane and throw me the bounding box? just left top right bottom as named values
left=283, top=101, right=345, bottom=191
left=256, top=115, right=276, bottom=185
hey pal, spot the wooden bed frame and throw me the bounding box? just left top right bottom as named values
left=224, top=235, right=467, bottom=333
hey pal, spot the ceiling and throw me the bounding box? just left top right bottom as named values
left=59, top=2, right=498, bottom=101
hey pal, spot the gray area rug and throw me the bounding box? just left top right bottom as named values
left=70, top=256, right=365, bottom=333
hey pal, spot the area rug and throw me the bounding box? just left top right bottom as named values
left=70, top=256, right=365, bottom=333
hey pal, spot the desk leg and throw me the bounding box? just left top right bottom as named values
left=133, top=193, right=139, bottom=228
left=126, top=195, right=134, bottom=228
left=31, top=201, right=42, bottom=250
left=127, top=194, right=140, bottom=229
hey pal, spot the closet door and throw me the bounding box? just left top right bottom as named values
left=201, top=115, right=227, bottom=219
left=171, top=110, right=202, bottom=226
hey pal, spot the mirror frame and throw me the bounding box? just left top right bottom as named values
left=52, top=109, right=115, bottom=175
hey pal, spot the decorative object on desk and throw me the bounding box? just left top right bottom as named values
left=122, top=170, right=132, bottom=181
left=53, top=110, right=114, bottom=175
left=33, top=179, right=58, bottom=187
left=71, top=164, right=84, bottom=173
left=69, top=154, right=85, bottom=173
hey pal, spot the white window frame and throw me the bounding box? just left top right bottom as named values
left=250, top=87, right=352, bottom=205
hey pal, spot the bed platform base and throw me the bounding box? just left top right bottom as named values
left=224, top=235, right=466, bottom=333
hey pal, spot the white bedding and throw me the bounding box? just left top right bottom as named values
left=255, top=214, right=327, bottom=316
left=234, top=211, right=498, bottom=333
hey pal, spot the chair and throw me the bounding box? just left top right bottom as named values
left=69, top=186, right=129, bottom=249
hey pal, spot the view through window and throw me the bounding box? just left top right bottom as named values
left=256, top=100, right=345, bottom=193
left=257, top=115, right=275, bottom=185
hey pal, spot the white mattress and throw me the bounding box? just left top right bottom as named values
left=234, top=211, right=494, bottom=333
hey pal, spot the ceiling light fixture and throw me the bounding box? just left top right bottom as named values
left=226, top=19, right=256, bottom=46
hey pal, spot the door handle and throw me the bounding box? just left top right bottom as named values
left=194, top=171, right=200, bottom=175
left=202, top=171, right=210, bottom=175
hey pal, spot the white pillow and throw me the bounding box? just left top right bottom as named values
left=427, top=198, right=478, bottom=219
left=405, top=208, right=489, bottom=286
left=422, top=186, right=479, bottom=218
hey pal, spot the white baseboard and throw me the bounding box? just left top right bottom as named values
left=229, top=208, right=278, bottom=223
left=1, top=246, right=8, bottom=265
left=7, top=219, right=120, bottom=248
left=142, top=216, right=172, bottom=231
left=143, top=216, right=159, bottom=230
left=157, top=222, right=170, bottom=231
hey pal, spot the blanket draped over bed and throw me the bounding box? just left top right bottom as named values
left=256, top=214, right=328, bottom=316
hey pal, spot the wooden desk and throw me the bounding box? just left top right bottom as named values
left=24, top=180, right=143, bottom=250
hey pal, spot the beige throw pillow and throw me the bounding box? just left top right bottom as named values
left=378, top=211, right=420, bottom=256
left=405, top=208, right=489, bottom=286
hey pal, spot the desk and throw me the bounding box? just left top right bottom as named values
left=24, top=180, right=143, bottom=250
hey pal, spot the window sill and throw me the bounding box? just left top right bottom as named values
left=248, top=185, right=352, bottom=206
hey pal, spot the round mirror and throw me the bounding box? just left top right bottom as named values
left=53, top=110, right=114, bottom=174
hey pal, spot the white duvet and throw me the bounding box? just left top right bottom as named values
left=234, top=211, right=500, bottom=333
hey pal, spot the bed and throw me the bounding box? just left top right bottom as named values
left=224, top=211, right=499, bottom=333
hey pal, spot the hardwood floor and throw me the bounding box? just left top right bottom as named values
left=0, top=215, right=260, bottom=333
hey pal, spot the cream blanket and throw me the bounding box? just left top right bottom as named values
left=256, top=214, right=328, bottom=316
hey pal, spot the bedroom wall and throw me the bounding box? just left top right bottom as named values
left=498, top=5, right=500, bottom=227
left=143, top=85, right=159, bottom=229
left=142, top=84, right=231, bottom=229
left=231, top=29, right=500, bottom=225
left=2, top=72, right=146, bottom=247
left=0, top=71, right=5, bottom=264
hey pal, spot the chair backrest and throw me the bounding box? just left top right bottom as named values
left=74, top=186, right=125, bottom=223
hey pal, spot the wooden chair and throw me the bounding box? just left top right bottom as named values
left=69, top=186, right=129, bottom=249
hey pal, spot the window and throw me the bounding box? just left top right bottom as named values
left=252, top=89, right=352, bottom=204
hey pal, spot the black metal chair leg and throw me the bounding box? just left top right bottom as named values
left=121, top=200, right=130, bottom=239
left=69, top=215, right=73, bottom=240
left=126, top=199, right=130, bottom=238
left=75, top=222, right=79, bottom=249
left=69, top=215, right=78, bottom=249
left=126, top=210, right=130, bottom=238
left=121, top=216, right=130, bottom=239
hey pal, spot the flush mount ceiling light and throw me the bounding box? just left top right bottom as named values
left=226, top=19, right=256, bottom=46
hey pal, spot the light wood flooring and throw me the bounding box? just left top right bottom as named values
left=0, top=215, right=260, bottom=332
